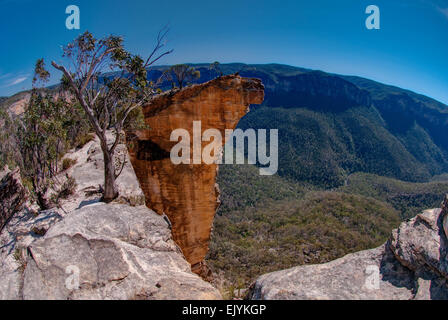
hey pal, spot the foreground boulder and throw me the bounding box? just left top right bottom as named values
left=22, top=203, right=221, bottom=300
left=128, top=75, right=264, bottom=275
left=0, top=134, right=142, bottom=300
left=0, top=134, right=221, bottom=300
left=0, top=209, right=61, bottom=300
left=248, top=197, right=448, bottom=300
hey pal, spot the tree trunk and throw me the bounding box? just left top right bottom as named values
left=100, top=141, right=118, bottom=203
left=36, top=189, right=50, bottom=210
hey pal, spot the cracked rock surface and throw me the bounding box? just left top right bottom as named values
left=22, top=203, right=222, bottom=300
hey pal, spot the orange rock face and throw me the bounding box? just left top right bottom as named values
left=127, top=75, right=264, bottom=274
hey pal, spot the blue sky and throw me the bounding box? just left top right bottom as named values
left=1, top=0, right=448, bottom=104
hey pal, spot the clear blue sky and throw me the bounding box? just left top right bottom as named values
left=1, top=0, right=447, bottom=104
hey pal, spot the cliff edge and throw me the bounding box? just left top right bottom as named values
left=248, top=196, right=448, bottom=300
left=127, top=75, right=265, bottom=275
left=0, top=135, right=221, bottom=300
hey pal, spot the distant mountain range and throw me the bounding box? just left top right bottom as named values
left=159, top=63, right=448, bottom=188
left=4, top=63, right=448, bottom=187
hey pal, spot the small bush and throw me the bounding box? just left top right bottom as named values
left=62, top=158, right=77, bottom=171
left=58, top=176, right=77, bottom=199
left=76, top=133, right=95, bottom=149
left=31, top=227, right=47, bottom=236
left=13, top=248, right=27, bottom=273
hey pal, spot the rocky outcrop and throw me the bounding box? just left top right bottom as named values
left=0, top=133, right=180, bottom=300
left=0, top=167, right=27, bottom=231
left=59, top=132, right=146, bottom=210
left=248, top=196, right=448, bottom=300
left=0, top=164, right=60, bottom=300
left=22, top=203, right=221, bottom=300
left=127, top=75, right=264, bottom=274
left=0, top=209, right=62, bottom=300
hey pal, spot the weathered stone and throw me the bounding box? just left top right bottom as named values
left=128, top=75, right=264, bottom=273
left=390, top=208, right=448, bottom=279
left=0, top=208, right=62, bottom=300
left=249, top=206, right=448, bottom=300
left=249, top=244, right=415, bottom=300
left=58, top=132, right=145, bottom=212
left=442, top=195, right=448, bottom=242
left=0, top=167, right=27, bottom=231
left=0, top=132, right=146, bottom=300
left=22, top=203, right=222, bottom=300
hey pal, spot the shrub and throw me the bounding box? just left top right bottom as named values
left=58, top=176, right=77, bottom=199
left=76, top=133, right=95, bottom=149
left=13, top=248, right=27, bottom=273
left=62, top=158, right=77, bottom=171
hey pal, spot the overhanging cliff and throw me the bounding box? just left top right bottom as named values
left=127, top=75, right=265, bottom=274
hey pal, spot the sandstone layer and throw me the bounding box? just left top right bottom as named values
left=248, top=196, right=448, bottom=300
left=127, top=75, right=264, bottom=274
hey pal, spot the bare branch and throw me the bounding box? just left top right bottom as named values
left=114, top=151, right=127, bottom=179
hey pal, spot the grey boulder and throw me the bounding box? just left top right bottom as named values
left=22, top=203, right=221, bottom=300
left=249, top=198, right=448, bottom=300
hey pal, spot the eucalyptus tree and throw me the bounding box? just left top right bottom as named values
left=16, top=91, right=70, bottom=209
left=166, top=64, right=201, bottom=89
left=36, top=29, right=172, bottom=202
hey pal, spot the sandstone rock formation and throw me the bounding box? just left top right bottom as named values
left=248, top=196, right=448, bottom=300
left=127, top=75, right=264, bottom=274
left=22, top=203, right=221, bottom=300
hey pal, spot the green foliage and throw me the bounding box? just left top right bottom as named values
left=75, top=133, right=95, bottom=149
left=123, top=105, right=148, bottom=132
left=58, top=176, right=77, bottom=199
left=237, top=105, right=433, bottom=189
left=338, top=172, right=448, bottom=219
left=207, top=189, right=400, bottom=287
left=16, top=93, right=70, bottom=197
left=0, top=109, right=20, bottom=169
left=33, top=58, right=50, bottom=85
left=48, top=30, right=173, bottom=202
left=217, top=163, right=309, bottom=215
left=0, top=90, right=91, bottom=208
left=166, top=64, right=201, bottom=89
left=62, top=158, right=77, bottom=171
left=212, top=157, right=448, bottom=289
left=13, top=248, right=27, bottom=274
